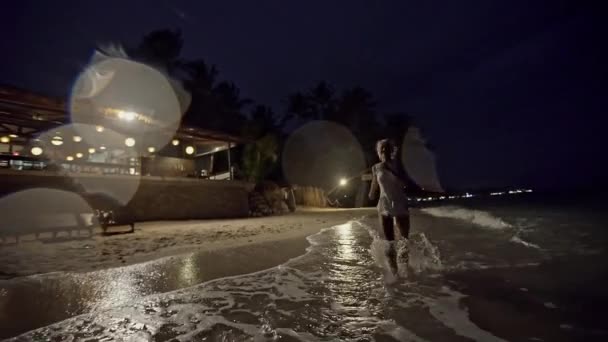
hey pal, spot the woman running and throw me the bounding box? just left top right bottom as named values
left=368, top=139, right=412, bottom=275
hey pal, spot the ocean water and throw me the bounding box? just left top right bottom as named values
left=8, top=195, right=608, bottom=341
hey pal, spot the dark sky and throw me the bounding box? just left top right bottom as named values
left=2, top=1, right=606, bottom=190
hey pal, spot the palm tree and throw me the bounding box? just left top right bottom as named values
left=309, top=81, right=336, bottom=120
left=284, top=81, right=336, bottom=123
left=133, top=29, right=184, bottom=73
left=247, top=105, right=278, bottom=138
left=182, top=59, right=218, bottom=94
left=285, top=91, right=313, bottom=123
left=242, top=134, right=279, bottom=182
left=334, top=86, right=376, bottom=129
left=214, top=82, right=252, bottom=113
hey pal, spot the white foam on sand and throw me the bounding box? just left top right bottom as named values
left=421, top=206, right=512, bottom=229
left=365, top=219, right=443, bottom=278
left=8, top=219, right=501, bottom=342
left=423, top=286, right=508, bottom=342
left=510, top=235, right=541, bottom=249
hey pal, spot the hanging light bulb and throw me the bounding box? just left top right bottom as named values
left=66, top=156, right=74, bottom=161
left=30, top=147, right=43, bottom=156
left=0, top=136, right=9, bottom=143
left=147, top=146, right=155, bottom=153
left=172, top=139, right=180, bottom=146
left=96, top=125, right=104, bottom=132
left=185, top=146, right=195, bottom=155
left=73, top=135, right=82, bottom=142
left=51, top=136, right=63, bottom=146
left=76, top=153, right=83, bottom=158
left=88, top=148, right=96, bottom=154
left=124, top=137, right=136, bottom=147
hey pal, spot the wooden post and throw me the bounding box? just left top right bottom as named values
left=227, top=142, right=232, bottom=180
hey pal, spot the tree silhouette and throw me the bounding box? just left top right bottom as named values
left=128, top=29, right=423, bottom=185
left=284, top=82, right=417, bottom=167
left=383, top=112, right=413, bottom=143
left=182, top=59, right=218, bottom=94
left=242, top=134, right=279, bottom=182
left=285, top=92, right=313, bottom=122
left=133, top=29, right=184, bottom=73
left=247, top=105, right=278, bottom=138
left=309, top=81, right=336, bottom=120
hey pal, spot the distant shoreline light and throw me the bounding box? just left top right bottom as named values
left=418, top=188, right=533, bottom=201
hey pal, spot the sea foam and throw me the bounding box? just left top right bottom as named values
left=421, top=206, right=512, bottom=229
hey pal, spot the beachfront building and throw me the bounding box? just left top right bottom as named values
left=0, top=85, right=246, bottom=179
left=0, top=85, right=251, bottom=220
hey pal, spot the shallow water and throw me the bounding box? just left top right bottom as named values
left=6, top=220, right=508, bottom=341
left=4, top=196, right=608, bottom=341
left=0, top=237, right=311, bottom=339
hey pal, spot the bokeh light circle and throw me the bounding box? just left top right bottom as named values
left=282, top=121, right=366, bottom=190
left=0, top=188, right=96, bottom=236
left=70, top=56, right=182, bottom=153
left=30, top=147, right=43, bottom=156
left=401, top=127, right=443, bottom=192
left=36, top=124, right=141, bottom=205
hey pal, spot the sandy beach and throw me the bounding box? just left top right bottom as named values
left=3, top=204, right=607, bottom=341
left=0, top=207, right=375, bottom=279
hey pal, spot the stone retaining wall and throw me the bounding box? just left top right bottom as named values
left=0, top=170, right=251, bottom=221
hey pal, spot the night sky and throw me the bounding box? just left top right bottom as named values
left=2, top=1, right=606, bottom=191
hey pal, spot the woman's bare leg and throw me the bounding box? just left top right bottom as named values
left=394, top=215, right=410, bottom=239
left=380, top=214, right=398, bottom=273
left=395, top=215, right=411, bottom=267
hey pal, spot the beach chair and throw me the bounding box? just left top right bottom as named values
left=84, top=193, right=135, bottom=235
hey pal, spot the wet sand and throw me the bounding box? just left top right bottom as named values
left=0, top=208, right=374, bottom=278
left=1, top=236, right=313, bottom=338
left=4, top=208, right=606, bottom=341
left=0, top=208, right=374, bottom=338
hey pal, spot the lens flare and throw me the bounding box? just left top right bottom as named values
left=0, top=189, right=96, bottom=236
left=70, top=56, right=183, bottom=152
left=37, top=124, right=141, bottom=205
left=401, top=127, right=443, bottom=192
left=282, top=121, right=365, bottom=189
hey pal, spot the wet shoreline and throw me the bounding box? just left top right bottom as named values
left=445, top=255, right=608, bottom=342
left=0, top=236, right=311, bottom=339
left=3, top=209, right=607, bottom=340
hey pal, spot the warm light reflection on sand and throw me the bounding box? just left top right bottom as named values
left=335, top=223, right=356, bottom=262
left=179, top=254, right=198, bottom=284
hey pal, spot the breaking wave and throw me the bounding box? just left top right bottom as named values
left=421, top=206, right=512, bottom=229
left=9, top=220, right=504, bottom=342
left=510, top=235, right=541, bottom=249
